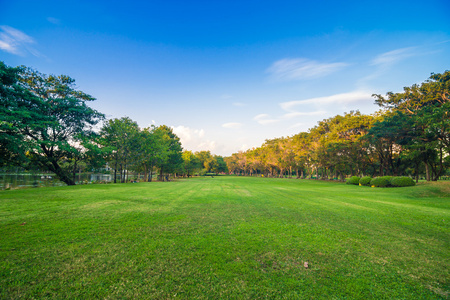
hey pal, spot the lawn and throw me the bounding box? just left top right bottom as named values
left=0, top=176, right=448, bottom=299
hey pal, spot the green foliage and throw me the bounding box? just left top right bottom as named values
left=182, top=150, right=202, bottom=177
left=153, top=125, right=183, bottom=179
left=100, top=117, right=140, bottom=183
left=390, top=176, right=415, bottom=187
left=370, top=176, right=393, bottom=187
left=346, top=176, right=360, bottom=185
left=0, top=62, right=104, bottom=185
left=359, top=176, right=372, bottom=186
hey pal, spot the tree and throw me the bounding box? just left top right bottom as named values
left=372, top=71, right=450, bottom=180
left=0, top=62, right=30, bottom=166
left=137, top=126, right=161, bottom=182
left=211, top=155, right=228, bottom=174
left=100, top=117, right=140, bottom=183
left=182, top=150, right=201, bottom=177
left=153, top=125, right=183, bottom=181
left=0, top=62, right=103, bottom=185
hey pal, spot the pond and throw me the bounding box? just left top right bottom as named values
left=0, top=173, right=114, bottom=189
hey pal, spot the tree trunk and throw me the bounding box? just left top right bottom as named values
left=415, top=161, right=419, bottom=183
left=433, top=147, right=444, bottom=181
left=50, top=160, right=75, bottom=185
left=150, top=162, right=154, bottom=182
left=159, top=167, right=164, bottom=181
left=72, top=159, right=78, bottom=183
left=425, top=162, right=430, bottom=181
left=114, top=159, right=117, bottom=183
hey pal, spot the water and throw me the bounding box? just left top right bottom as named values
left=0, top=173, right=66, bottom=189
left=0, top=173, right=115, bottom=189
left=0, top=173, right=149, bottom=189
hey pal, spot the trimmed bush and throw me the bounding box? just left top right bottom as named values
left=359, top=176, right=372, bottom=186
left=346, top=176, right=360, bottom=185
left=370, top=176, right=392, bottom=187
left=390, top=176, right=415, bottom=187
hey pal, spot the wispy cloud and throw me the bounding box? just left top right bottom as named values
left=171, top=125, right=215, bottom=152
left=280, top=91, right=373, bottom=112
left=282, top=110, right=327, bottom=119
left=288, top=122, right=304, bottom=129
left=222, top=122, right=243, bottom=129
left=0, top=25, right=39, bottom=56
left=253, top=114, right=279, bottom=125
left=370, top=47, right=417, bottom=67
left=232, top=102, right=246, bottom=107
left=267, top=58, right=348, bottom=81
left=47, top=17, right=61, bottom=25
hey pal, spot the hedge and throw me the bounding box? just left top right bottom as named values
left=390, top=176, right=415, bottom=187
left=370, top=176, right=393, bottom=187
left=359, top=176, right=372, bottom=186
left=346, top=176, right=360, bottom=185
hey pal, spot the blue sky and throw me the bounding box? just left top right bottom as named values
left=1, top=0, right=450, bottom=156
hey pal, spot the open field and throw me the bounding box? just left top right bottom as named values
left=0, top=176, right=449, bottom=299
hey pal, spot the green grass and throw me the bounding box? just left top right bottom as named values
left=0, top=176, right=449, bottom=299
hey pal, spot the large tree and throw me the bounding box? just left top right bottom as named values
left=153, top=125, right=183, bottom=181
left=182, top=150, right=201, bottom=177
left=0, top=62, right=103, bottom=185
left=100, top=117, right=140, bottom=183
left=372, top=71, right=450, bottom=180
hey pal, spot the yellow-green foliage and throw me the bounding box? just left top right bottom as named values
left=359, top=176, right=372, bottom=186
left=346, top=176, right=360, bottom=185
left=370, top=176, right=392, bottom=187
left=390, top=176, right=415, bottom=187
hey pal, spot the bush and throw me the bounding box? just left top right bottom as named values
left=390, top=176, right=415, bottom=187
left=359, top=176, right=372, bottom=186
left=370, top=176, right=392, bottom=187
left=346, top=176, right=360, bottom=185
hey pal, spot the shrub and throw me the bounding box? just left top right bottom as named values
left=346, top=176, right=360, bottom=185
left=390, top=176, right=415, bottom=187
left=370, top=176, right=392, bottom=187
left=359, top=176, right=372, bottom=186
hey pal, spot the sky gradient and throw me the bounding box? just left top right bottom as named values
left=1, top=0, right=450, bottom=156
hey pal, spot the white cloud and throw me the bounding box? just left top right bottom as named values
left=253, top=114, right=279, bottom=125
left=370, top=47, right=417, bottom=66
left=288, top=122, right=304, bottom=129
left=0, top=25, right=38, bottom=56
left=47, top=17, right=61, bottom=25
left=282, top=110, right=327, bottom=119
left=232, top=102, right=246, bottom=107
left=222, top=122, right=243, bottom=129
left=280, top=91, right=373, bottom=112
left=267, top=58, right=348, bottom=81
left=171, top=125, right=213, bottom=152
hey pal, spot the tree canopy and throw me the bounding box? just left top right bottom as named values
left=226, top=71, right=450, bottom=181
left=0, top=62, right=104, bottom=185
left=1, top=61, right=448, bottom=184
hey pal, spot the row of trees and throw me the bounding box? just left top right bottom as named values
left=99, top=118, right=227, bottom=182
left=0, top=62, right=227, bottom=185
left=225, top=71, right=450, bottom=181
left=1, top=61, right=447, bottom=184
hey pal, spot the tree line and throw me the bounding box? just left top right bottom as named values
left=224, top=71, right=450, bottom=182
left=1, top=61, right=448, bottom=184
left=0, top=62, right=227, bottom=185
